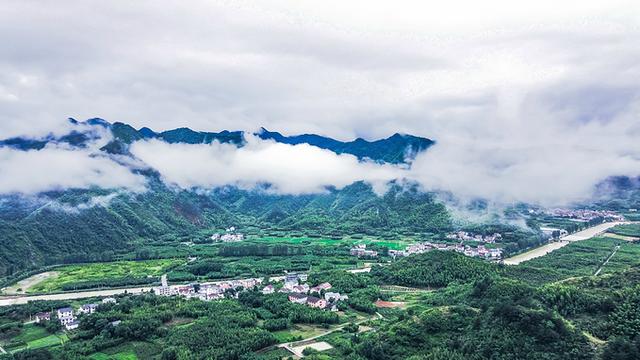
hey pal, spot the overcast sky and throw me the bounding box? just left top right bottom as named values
left=1, top=1, right=639, bottom=205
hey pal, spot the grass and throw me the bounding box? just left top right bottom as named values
left=522, top=237, right=640, bottom=280
left=28, top=259, right=182, bottom=293
left=90, top=350, right=138, bottom=360
left=608, top=223, right=640, bottom=237
left=599, top=242, right=640, bottom=274
left=521, top=238, right=619, bottom=278
left=90, top=342, right=160, bottom=360
left=272, top=324, right=328, bottom=343
left=256, top=348, right=292, bottom=359
left=250, top=235, right=414, bottom=250
left=5, top=325, right=68, bottom=353
left=27, top=334, right=67, bottom=349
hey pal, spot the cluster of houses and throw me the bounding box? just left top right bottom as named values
left=271, top=274, right=347, bottom=311
left=545, top=209, right=624, bottom=222
left=152, top=273, right=347, bottom=311
left=34, top=297, right=117, bottom=331
left=446, top=231, right=502, bottom=243
left=211, top=226, right=245, bottom=242
left=389, top=242, right=503, bottom=260
left=350, top=244, right=378, bottom=258
left=153, top=278, right=262, bottom=301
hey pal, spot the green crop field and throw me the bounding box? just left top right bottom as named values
left=90, top=350, right=138, bottom=360
left=28, top=259, right=183, bottom=293
left=4, top=324, right=68, bottom=353
left=521, top=237, right=640, bottom=279
left=608, top=223, right=640, bottom=237
left=523, top=238, right=621, bottom=278
left=599, top=242, right=640, bottom=274
left=27, top=334, right=67, bottom=349
left=250, top=235, right=414, bottom=250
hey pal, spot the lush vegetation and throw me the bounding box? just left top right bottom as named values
left=608, top=224, right=640, bottom=237
left=0, top=180, right=454, bottom=279
left=1, top=239, right=640, bottom=359
left=26, top=260, right=180, bottom=293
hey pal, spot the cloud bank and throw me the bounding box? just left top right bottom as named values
left=0, top=1, right=639, bottom=205
left=0, top=145, right=146, bottom=195
left=129, top=136, right=406, bottom=195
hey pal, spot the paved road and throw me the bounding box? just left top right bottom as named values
left=503, top=221, right=632, bottom=265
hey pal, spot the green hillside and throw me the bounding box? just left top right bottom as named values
left=0, top=181, right=451, bottom=278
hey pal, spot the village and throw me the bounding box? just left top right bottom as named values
left=350, top=232, right=504, bottom=261
left=543, top=208, right=625, bottom=222
left=33, top=297, right=118, bottom=331
left=210, top=226, right=245, bottom=242
left=152, top=273, right=347, bottom=311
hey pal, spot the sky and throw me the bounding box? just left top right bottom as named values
left=1, top=0, right=640, bottom=205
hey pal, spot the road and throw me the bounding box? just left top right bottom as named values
left=503, top=221, right=631, bottom=265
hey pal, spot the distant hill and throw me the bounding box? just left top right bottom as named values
left=0, top=118, right=434, bottom=164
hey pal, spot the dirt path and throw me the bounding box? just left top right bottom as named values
left=503, top=221, right=631, bottom=265
left=277, top=316, right=375, bottom=357
left=1, top=271, right=60, bottom=295
left=594, top=246, right=620, bottom=276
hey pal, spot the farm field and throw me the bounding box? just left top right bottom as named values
left=88, top=342, right=160, bottom=360
left=249, top=235, right=415, bottom=250
left=607, top=223, right=640, bottom=237
left=27, top=259, right=183, bottom=293
left=522, top=237, right=640, bottom=279
left=272, top=324, right=331, bottom=343
left=1, top=324, right=68, bottom=353
left=598, top=241, right=640, bottom=274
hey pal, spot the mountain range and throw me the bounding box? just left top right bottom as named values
left=0, top=118, right=434, bottom=164
left=0, top=119, right=442, bottom=278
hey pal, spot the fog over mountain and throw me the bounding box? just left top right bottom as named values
left=1, top=1, right=639, bottom=205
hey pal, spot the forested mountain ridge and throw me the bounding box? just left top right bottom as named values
left=0, top=178, right=452, bottom=278
left=0, top=118, right=434, bottom=164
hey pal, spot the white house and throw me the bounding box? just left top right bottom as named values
left=288, top=293, right=308, bottom=304
left=57, top=307, right=73, bottom=319
left=78, top=303, right=98, bottom=315
left=34, top=312, right=50, bottom=323
left=262, top=285, right=275, bottom=294
left=65, top=321, right=79, bottom=331
left=102, top=297, right=117, bottom=304
left=59, top=315, right=75, bottom=326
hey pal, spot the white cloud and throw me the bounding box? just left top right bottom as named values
left=0, top=145, right=146, bottom=195
left=0, top=1, right=639, bottom=204
left=129, top=136, right=406, bottom=195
